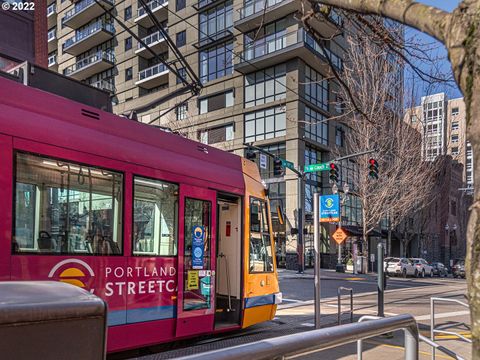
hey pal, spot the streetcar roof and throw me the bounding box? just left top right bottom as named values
left=0, top=77, right=246, bottom=193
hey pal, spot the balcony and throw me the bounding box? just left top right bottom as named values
left=63, top=51, right=115, bottom=80
left=62, top=21, right=115, bottom=56
left=47, top=3, right=56, bottom=28
left=48, top=54, right=57, bottom=68
left=135, top=29, right=168, bottom=58
left=62, top=0, right=115, bottom=29
left=47, top=28, right=57, bottom=53
left=135, top=63, right=169, bottom=89
left=235, top=0, right=339, bottom=37
left=235, top=28, right=342, bottom=74
left=135, top=0, right=169, bottom=27
left=91, top=79, right=115, bottom=93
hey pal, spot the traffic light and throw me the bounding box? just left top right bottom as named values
left=369, top=158, right=379, bottom=179
left=245, top=149, right=256, bottom=161
left=329, top=162, right=338, bottom=183
left=273, top=158, right=284, bottom=176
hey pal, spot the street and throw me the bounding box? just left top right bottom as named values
left=125, top=269, right=470, bottom=359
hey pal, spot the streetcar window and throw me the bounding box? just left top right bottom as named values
left=133, top=177, right=178, bottom=256
left=13, top=153, right=123, bottom=255
left=249, top=198, right=273, bottom=273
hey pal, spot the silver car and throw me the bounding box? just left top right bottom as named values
left=384, top=257, right=416, bottom=277
left=410, top=258, right=433, bottom=277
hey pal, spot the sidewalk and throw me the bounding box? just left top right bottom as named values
left=278, top=267, right=377, bottom=281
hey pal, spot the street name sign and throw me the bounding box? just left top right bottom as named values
left=332, top=228, right=348, bottom=244
left=319, top=194, right=340, bottom=223
left=281, top=159, right=295, bottom=171
left=304, top=162, right=330, bottom=173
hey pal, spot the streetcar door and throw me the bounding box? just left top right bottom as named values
left=176, top=185, right=216, bottom=337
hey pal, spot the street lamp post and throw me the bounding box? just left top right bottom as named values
left=333, top=182, right=349, bottom=273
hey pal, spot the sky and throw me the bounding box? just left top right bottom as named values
left=406, top=1, right=462, bottom=103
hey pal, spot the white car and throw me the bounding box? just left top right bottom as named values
left=411, top=258, right=433, bottom=277
left=384, top=257, right=417, bottom=277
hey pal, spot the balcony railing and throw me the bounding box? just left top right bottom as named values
left=137, top=29, right=168, bottom=50
left=47, top=3, right=56, bottom=16
left=239, top=0, right=283, bottom=19
left=138, top=63, right=168, bottom=81
left=63, top=51, right=115, bottom=76
left=48, top=54, right=57, bottom=66
left=63, top=21, right=115, bottom=50
left=137, top=0, right=168, bottom=17
left=63, top=0, right=114, bottom=23
left=91, top=79, right=115, bottom=93
left=240, top=28, right=342, bottom=70
left=47, top=29, right=56, bottom=41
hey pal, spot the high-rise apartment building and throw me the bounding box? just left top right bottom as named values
left=406, top=93, right=474, bottom=190
left=47, top=0, right=351, bottom=269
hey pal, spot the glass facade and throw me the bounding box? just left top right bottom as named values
left=304, top=106, right=328, bottom=145
left=244, top=64, right=286, bottom=108
left=244, top=106, right=286, bottom=142
left=199, top=0, right=233, bottom=40
left=199, top=42, right=234, bottom=83
left=304, top=65, right=329, bottom=111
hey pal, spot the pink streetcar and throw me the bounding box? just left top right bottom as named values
left=0, top=77, right=281, bottom=353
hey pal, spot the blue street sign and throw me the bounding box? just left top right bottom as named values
left=319, top=195, right=340, bottom=223
left=192, top=225, right=205, bottom=269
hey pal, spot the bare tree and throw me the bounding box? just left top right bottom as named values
left=302, top=0, right=480, bottom=356
left=335, top=34, right=437, bottom=265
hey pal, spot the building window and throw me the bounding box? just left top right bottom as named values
left=13, top=153, right=123, bottom=255
left=245, top=64, right=286, bottom=108
left=244, top=17, right=287, bottom=61
left=451, top=121, right=459, bottom=131
left=125, top=67, right=133, bottom=81
left=199, top=124, right=234, bottom=144
left=451, top=134, right=459, bottom=143
left=451, top=200, right=457, bottom=216
left=244, top=106, right=286, bottom=143
left=176, top=103, right=188, bottom=120
left=335, top=126, right=345, bottom=147
left=125, top=36, right=132, bottom=51
left=124, top=5, right=132, bottom=20
left=199, top=0, right=233, bottom=40
left=133, top=177, right=178, bottom=256
left=410, top=114, right=417, bottom=123
left=305, top=106, right=328, bottom=145
left=199, top=90, right=234, bottom=114
left=451, top=147, right=459, bottom=155
left=176, top=67, right=186, bottom=84
left=451, top=107, right=459, bottom=116
left=176, top=0, right=186, bottom=11
left=305, top=65, right=329, bottom=111
left=199, top=41, right=233, bottom=83
left=176, top=30, right=186, bottom=47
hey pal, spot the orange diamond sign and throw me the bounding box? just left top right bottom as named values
left=332, top=228, right=348, bottom=244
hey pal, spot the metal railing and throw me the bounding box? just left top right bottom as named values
left=63, top=21, right=115, bottom=50
left=90, top=79, right=115, bottom=93
left=137, top=29, right=168, bottom=50
left=240, top=28, right=343, bottom=70
left=358, top=315, right=466, bottom=360
left=138, top=63, right=168, bottom=81
left=431, top=297, right=471, bottom=359
left=337, top=286, right=353, bottom=325
left=137, top=0, right=168, bottom=18
left=239, top=0, right=284, bottom=19
left=63, top=51, right=115, bottom=76
left=63, top=0, right=114, bottom=23
left=47, top=3, right=56, bottom=16
left=175, top=314, right=419, bottom=360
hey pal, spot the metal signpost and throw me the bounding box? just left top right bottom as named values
left=313, top=193, right=321, bottom=329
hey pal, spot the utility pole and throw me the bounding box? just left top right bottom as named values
left=377, top=243, right=385, bottom=317
left=313, top=192, right=321, bottom=328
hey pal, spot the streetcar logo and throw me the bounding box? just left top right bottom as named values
left=325, top=198, right=334, bottom=209
left=48, top=259, right=95, bottom=293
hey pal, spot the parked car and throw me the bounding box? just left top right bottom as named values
left=384, top=257, right=417, bottom=277
left=452, top=260, right=466, bottom=278
left=431, top=262, right=448, bottom=277
left=410, top=258, right=433, bottom=277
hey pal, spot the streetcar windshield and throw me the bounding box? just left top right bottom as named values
left=249, top=198, right=273, bottom=273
